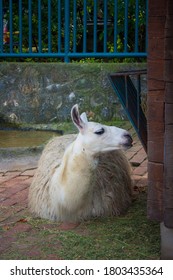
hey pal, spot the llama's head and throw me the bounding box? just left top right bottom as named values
left=71, top=104, right=133, bottom=154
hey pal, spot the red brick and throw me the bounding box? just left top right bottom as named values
left=148, top=37, right=164, bottom=60
left=23, top=177, right=34, bottom=185
left=147, top=90, right=165, bottom=103
left=20, top=169, right=36, bottom=177
left=165, top=38, right=173, bottom=60
left=125, top=151, right=136, bottom=161
left=129, top=145, right=142, bottom=153
left=1, top=188, right=29, bottom=207
left=148, top=162, right=163, bottom=183
left=0, top=205, right=27, bottom=223
left=26, top=247, right=43, bottom=258
left=5, top=171, right=21, bottom=176
left=0, top=237, right=17, bottom=253
left=1, top=209, right=28, bottom=225
left=148, top=60, right=164, bottom=81
left=140, top=159, right=148, bottom=168
left=58, top=222, right=80, bottom=230
left=147, top=121, right=164, bottom=141
left=148, top=1, right=166, bottom=17
left=165, top=104, right=173, bottom=124
left=132, top=175, right=142, bottom=184
left=148, top=13, right=166, bottom=37
left=0, top=172, right=21, bottom=185
left=147, top=200, right=163, bottom=222
left=136, top=177, right=148, bottom=188
left=47, top=254, right=61, bottom=260
left=0, top=183, right=29, bottom=201
left=165, top=60, right=173, bottom=83
left=5, top=223, right=32, bottom=237
left=147, top=101, right=164, bottom=122
left=148, top=140, right=164, bottom=163
left=165, top=82, right=173, bottom=103
left=147, top=78, right=165, bottom=91
left=148, top=181, right=163, bottom=198
left=133, top=166, right=148, bottom=176
left=0, top=187, right=6, bottom=193
left=130, top=152, right=147, bottom=165
left=1, top=176, right=30, bottom=188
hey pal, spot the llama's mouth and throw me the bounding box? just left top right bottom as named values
left=122, top=134, right=133, bottom=149
left=122, top=142, right=133, bottom=149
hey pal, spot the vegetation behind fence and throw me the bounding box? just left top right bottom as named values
left=0, top=0, right=148, bottom=62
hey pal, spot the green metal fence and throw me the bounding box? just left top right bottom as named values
left=0, top=0, right=148, bottom=62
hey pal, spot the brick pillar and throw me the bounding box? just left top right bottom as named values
left=163, top=0, right=173, bottom=228
left=147, top=0, right=167, bottom=221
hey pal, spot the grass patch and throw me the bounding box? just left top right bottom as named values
left=56, top=193, right=160, bottom=260
left=0, top=193, right=160, bottom=260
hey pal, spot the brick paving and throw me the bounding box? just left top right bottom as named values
left=0, top=138, right=148, bottom=259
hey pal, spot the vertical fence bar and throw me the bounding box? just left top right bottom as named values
left=0, top=0, right=3, bottom=52
left=135, top=0, right=139, bottom=52
left=125, top=76, right=128, bottom=108
left=28, top=0, right=32, bottom=53
left=57, top=0, right=61, bottom=53
left=73, top=0, right=77, bottom=52
left=9, top=0, right=13, bottom=53
left=48, top=0, right=52, bottom=53
left=83, top=0, right=87, bottom=53
left=19, top=0, right=23, bottom=53
left=103, top=0, right=108, bottom=53
left=145, top=0, right=148, bottom=53
left=124, top=0, right=129, bottom=52
left=136, top=74, right=141, bottom=131
left=114, top=0, right=118, bottom=52
left=64, top=0, right=70, bottom=62
left=38, top=0, right=42, bottom=52
left=93, top=0, right=97, bottom=52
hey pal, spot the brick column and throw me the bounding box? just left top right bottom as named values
left=147, top=0, right=166, bottom=221
left=163, top=0, right=173, bottom=228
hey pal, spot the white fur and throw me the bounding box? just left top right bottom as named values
left=28, top=104, right=133, bottom=222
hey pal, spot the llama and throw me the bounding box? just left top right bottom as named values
left=28, top=104, right=133, bottom=222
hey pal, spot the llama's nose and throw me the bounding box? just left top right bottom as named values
left=124, top=133, right=133, bottom=147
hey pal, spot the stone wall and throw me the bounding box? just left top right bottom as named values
left=0, top=62, right=146, bottom=125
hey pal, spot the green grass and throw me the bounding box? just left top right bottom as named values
left=0, top=193, right=160, bottom=260
left=56, top=193, right=160, bottom=260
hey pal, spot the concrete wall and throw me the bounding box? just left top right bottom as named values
left=0, top=62, right=146, bottom=125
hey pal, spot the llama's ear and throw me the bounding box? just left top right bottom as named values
left=71, top=104, right=86, bottom=132
left=80, top=112, right=88, bottom=124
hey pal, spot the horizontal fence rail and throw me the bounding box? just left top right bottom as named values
left=0, top=0, right=148, bottom=61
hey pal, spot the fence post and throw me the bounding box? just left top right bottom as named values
left=64, top=0, right=70, bottom=62
left=0, top=0, right=3, bottom=52
left=9, top=0, right=13, bottom=53
left=124, top=0, right=129, bottom=52
left=48, top=0, right=52, bottom=53
left=28, top=0, right=32, bottom=53
left=19, top=0, right=23, bottom=53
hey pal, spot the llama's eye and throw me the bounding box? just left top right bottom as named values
left=94, top=128, right=105, bottom=135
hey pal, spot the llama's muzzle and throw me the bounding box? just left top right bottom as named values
left=123, top=133, right=133, bottom=148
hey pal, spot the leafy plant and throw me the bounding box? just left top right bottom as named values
left=2, top=0, right=147, bottom=61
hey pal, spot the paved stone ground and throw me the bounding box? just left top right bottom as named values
left=0, top=135, right=148, bottom=259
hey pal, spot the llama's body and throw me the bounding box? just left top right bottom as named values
left=28, top=105, right=133, bottom=222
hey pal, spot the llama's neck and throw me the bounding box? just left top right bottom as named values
left=59, top=138, right=98, bottom=183
left=50, top=137, right=98, bottom=212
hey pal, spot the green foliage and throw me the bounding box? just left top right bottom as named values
left=2, top=0, right=147, bottom=61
